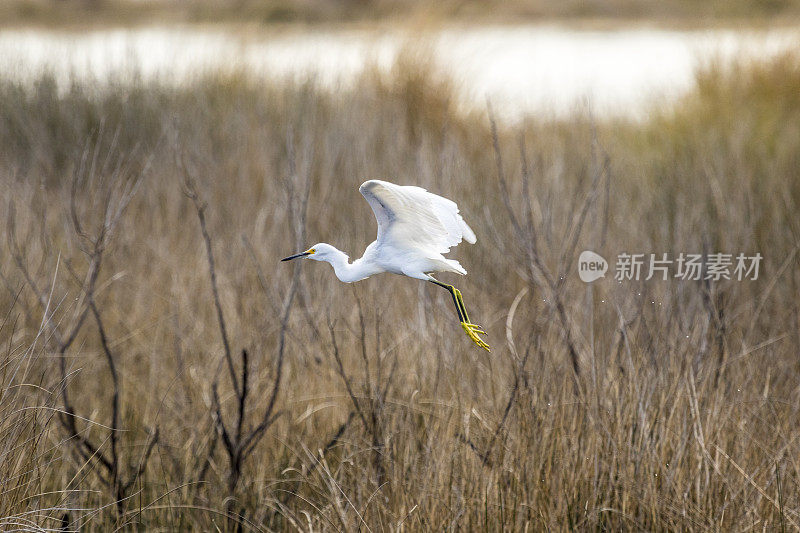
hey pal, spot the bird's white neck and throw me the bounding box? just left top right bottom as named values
left=324, top=248, right=381, bottom=283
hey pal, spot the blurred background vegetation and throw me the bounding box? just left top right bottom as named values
left=2, top=0, right=800, bottom=27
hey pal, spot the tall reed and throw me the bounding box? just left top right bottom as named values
left=0, top=53, right=799, bottom=530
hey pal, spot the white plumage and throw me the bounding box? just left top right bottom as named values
left=358, top=180, right=476, bottom=277
left=281, top=179, right=489, bottom=350
left=359, top=179, right=476, bottom=253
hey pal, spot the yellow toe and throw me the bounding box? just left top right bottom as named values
left=461, top=322, right=491, bottom=352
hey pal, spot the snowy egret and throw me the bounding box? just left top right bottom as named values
left=282, top=180, right=489, bottom=351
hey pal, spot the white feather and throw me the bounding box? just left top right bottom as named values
left=359, top=179, right=476, bottom=256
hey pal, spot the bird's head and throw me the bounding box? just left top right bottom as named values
left=281, top=243, right=338, bottom=263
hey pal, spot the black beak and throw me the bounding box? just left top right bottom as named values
left=281, top=251, right=311, bottom=262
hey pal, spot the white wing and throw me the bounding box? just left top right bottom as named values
left=359, top=180, right=476, bottom=254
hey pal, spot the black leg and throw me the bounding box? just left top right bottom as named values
left=453, top=288, right=471, bottom=323
left=428, top=279, right=464, bottom=322
left=428, top=277, right=490, bottom=351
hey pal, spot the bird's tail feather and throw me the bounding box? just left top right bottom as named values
left=442, top=258, right=467, bottom=275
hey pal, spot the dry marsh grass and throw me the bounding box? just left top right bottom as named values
left=1, top=54, right=800, bottom=530
left=3, top=0, right=800, bottom=28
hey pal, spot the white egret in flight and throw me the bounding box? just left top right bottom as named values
left=282, top=180, right=489, bottom=351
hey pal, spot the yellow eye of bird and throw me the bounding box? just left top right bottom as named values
left=307, top=248, right=315, bottom=254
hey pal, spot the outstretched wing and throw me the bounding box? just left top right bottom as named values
left=359, top=180, right=476, bottom=254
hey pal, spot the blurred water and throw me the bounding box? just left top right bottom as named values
left=0, top=25, right=797, bottom=119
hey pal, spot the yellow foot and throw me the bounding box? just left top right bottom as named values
left=461, top=322, right=490, bottom=352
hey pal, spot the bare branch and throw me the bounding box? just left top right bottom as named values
left=180, top=161, right=240, bottom=399
left=88, top=298, right=120, bottom=488
left=327, top=317, right=369, bottom=430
